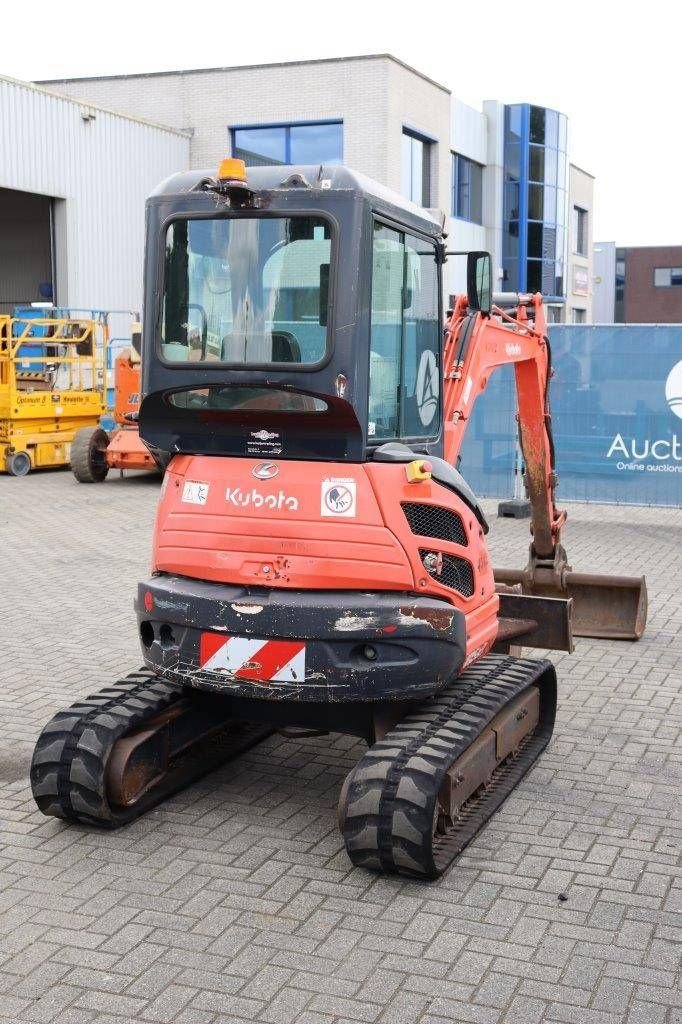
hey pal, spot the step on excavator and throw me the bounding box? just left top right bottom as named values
left=30, top=162, right=648, bottom=878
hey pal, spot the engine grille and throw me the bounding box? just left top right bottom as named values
left=420, top=549, right=475, bottom=598
left=401, top=502, right=468, bottom=546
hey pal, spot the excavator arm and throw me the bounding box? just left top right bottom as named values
left=443, top=291, right=648, bottom=641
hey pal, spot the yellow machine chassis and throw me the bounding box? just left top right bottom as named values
left=0, top=315, right=107, bottom=475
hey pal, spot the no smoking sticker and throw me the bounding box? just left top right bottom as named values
left=321, top=477, right=357, bottom=517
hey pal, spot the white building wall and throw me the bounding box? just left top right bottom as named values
left=592, top=240, right=616, bottom=323
left=0, top=76, right=190, bottom=312
left=384, top=60, right=451, bottom=207
left=451, top=98, right=487, bottom=165
left=566, top=164, right=595, bottom=322
left=482, top=101, right=506, bottom=294
left=46, top=57, right=431, bottom=187
left=445, top=98, right=490, bottom=296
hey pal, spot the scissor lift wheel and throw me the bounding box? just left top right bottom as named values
left=5, top=451, right=31, bottom=476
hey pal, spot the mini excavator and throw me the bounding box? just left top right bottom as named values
left=31, top=162, right=647, bottom=878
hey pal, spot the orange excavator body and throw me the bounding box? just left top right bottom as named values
left=152, top=454, right=499, bottom=672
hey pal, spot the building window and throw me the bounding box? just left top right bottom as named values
left=572, top=308, right=586, bottom=324
left=572, top=206, right=588, bottom=256
left=654, top=267, right=682, bottom=287
left=452, top=154, right=483, bottom=224
left=232, top=121, right=343, bottom=167
left=402, top=129, right=432, bottom=207
left=503, top=104, right=568, bottom=300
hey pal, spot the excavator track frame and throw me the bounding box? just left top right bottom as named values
left=30, top=669, right=272, bottom=827
left=339, top=654, right=557, bottom=879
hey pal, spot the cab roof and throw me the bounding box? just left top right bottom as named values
left=149, top=164, right=444, bottom=240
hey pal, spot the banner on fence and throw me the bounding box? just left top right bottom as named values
left=458, top=324, right=682, bottom=507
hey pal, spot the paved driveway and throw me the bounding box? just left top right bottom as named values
left=0, top=470, right=680, bottom=1024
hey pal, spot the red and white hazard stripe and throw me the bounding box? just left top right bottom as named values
left=199, top=633, right=305, bottom=684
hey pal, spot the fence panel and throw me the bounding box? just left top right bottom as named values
left=458, top=323, right=682, bottom=507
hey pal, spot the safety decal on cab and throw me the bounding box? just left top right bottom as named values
left=199, top=633, right=305, bottom=684
left=321, top=477, right=357, bottom=517
left=181, top=481, right=209, bottom=505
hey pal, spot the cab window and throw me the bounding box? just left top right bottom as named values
left=369, top=222, right=440, bottom=440
left=162, top=215, right=332, bottom=366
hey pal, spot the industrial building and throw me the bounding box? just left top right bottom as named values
left=43, top=54, right=594, bottom=322
left=0, top=75, right=189, bottom=314
left=593, top=243, right=682, bottom=323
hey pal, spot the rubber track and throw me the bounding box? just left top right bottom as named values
left=30, top=668, right=271, bottom=828
left=340, top=654, right=557, bottom=879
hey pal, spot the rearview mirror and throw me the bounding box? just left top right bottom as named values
left=467, top=252, right=492, bottom=315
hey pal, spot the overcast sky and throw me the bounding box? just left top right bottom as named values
left=4, top=0, right=679, bottom=247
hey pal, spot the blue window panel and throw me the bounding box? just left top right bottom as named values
left=232, top=121, right=343, bottom=168
left=507, top=105, right=523, bottom=143
left=233, top=126, right=286, bottom=166
left=503, top=223, right=520, bottom=260
left=544, top=186, right=556, bottom=223
left=545, top=109, right=559, bottom=149
left=527, top=222, right=543, bottom=259
left=529, top=106, right=545, bottom=144
left=529, top=145, right=544, bottom=183
left=289, top=122, right=343, bottom=164
left=528, top=184, right=544, bottom=220
left=452, top=154, right=483, bottom=223
left=544, top=146, right=558, bottom=187
left=559, top=114, right=568, bottom=153
left=505, top=143, right=521, bottom=181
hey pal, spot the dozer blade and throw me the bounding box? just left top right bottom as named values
left=494, top=568, right=647, bottom=641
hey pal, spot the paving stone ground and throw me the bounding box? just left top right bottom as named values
left=0, top=469, right=680, bottom=1024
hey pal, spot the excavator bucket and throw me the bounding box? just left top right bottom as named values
left=494, top=567, right=647, bottom=641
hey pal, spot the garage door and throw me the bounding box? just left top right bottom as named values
left=0, top=188, right=53, bottom=314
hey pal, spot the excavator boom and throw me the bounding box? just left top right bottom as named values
left=444, top=290, right=647, bottom=640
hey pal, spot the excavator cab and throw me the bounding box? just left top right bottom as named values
left=142, top=163, right=466, bottom=464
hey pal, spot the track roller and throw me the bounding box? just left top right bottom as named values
left=338, top=654, right=557, bottom=878
left=30, top=668, right=272, bottom=827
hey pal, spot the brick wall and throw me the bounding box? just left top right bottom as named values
left=624, top=246, right=682, bottom=322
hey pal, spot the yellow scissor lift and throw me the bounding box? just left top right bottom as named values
left=0, top=314, right=107, bottom=476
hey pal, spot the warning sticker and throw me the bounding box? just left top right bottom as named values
left=321, top=477, right=357, bottom=517
left=182, top=481, right=210, bottom=505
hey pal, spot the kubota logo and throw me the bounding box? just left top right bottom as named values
left=225, top=487, right=298, bottom=511
left=505, top=342, right=522, bottom=356
left=665, top=360, right=682, bottom=419
left=252, top=462, right=279, bottom=480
